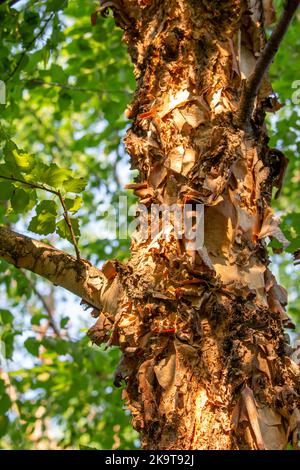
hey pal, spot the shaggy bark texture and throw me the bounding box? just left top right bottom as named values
left=87, top=0, right=300, bottom=450
left=0, top=225, right=105, bottom=309
left=1, top=0, right=299, bottom=450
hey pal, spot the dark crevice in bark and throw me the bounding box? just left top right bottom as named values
left=87, top=0, right=300, bottom=450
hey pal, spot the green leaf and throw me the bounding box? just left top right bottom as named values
left=0, top=309, right=13, bottom=325
left=0, top=415, right=8, bottom=438
left=63, top=178, right=87, bottom=194
left=3, top=140, right=18, bottom=162
left=46, top=0, right=68, bottom=12
left=37, top=199, right=58, bottom=215
left=28, top=200, right=57, bottom=235
left=42, top=337, right=68, bottom=355
left=58, top=91, right=72, bottom=111
left=1, top=331, right=19, bottom=360
left=42, top=164, right=71, bottom=189
left=0, top=393, right=11, bottom=415
left=281, top=212, right=300, bottom=252
left=0, top=181, right=14, bottom=201
left=24, top=10, right=39, bottom=26
left=60, top=317, right=69, bottom=328
left=11, top=188, right=30, bottom=212
left=56, top=217, right=80, bottom=242
left=31, top=314, right=48, bottom=326
left=50, top=64, right=67, bottom=84
left=65, top=196, right=82, bottom=213
left=24, top=337, right=40, bottom=357
left=28, top=212, right=56, bottom=235
left=11, top=149, right=35, bottom=173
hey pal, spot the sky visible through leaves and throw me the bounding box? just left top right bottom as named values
left=0, top=0, right=299, bottom=450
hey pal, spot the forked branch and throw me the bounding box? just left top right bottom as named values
left=236, top=0, right=300, bottom=129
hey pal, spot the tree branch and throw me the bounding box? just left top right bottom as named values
left=57, top=191, right=81, bottom=261
left=0, top=225, right=105, bottom=309
left=21, top=79, right=131, bottom=95
left=0, top=175, right=81, bottom=260
left=5, top=13, right=55, bottom=83
left=236, top=0, right=300, bottom=129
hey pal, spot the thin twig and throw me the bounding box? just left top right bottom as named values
left=5, top=13, right=55, bottom=83
left=57, top=191, right=81, bottom=261
left=21, top=79, right=131, bottom=95
left=0, top=174, right=58, bottom=194
left=30, top=110, right=66, bottom=155
left=236, top=0, right=300, bottom=129
left=0, top=175, right=81, bottom=260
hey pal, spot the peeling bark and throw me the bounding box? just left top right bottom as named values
left=88, top=0, right=300, bottom=450
left=0, top=0, right=299, bottom=451
left=0, top=225, right=106, bottom=309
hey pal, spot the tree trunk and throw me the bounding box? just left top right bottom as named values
left=0, top=0, right=299, bottom=451
left=87, top=0, right=300, bottom=450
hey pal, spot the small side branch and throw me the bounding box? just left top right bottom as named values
left=236, top=0, right=300, bottom=129
left=0, top=225, right=105, bottom=309
left=5, top=13, right=55, bottom=82
left=57, top=191, right=81, bottom=261
left=20, top=79, right=131, bottom=95
left=0, top=174, right=81, bottom=260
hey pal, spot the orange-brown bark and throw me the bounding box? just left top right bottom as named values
left=88, top=0, right=300, bottom=450
left=0, top=225, right=105, bottom=309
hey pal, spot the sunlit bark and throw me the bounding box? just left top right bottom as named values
left=1, top=0, right=299, bottom=451
left=0, top=225, right=105, bottom=309
left=88, top=0, right=300, bottom=450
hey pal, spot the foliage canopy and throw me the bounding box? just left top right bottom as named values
left=0, top=0, right=299, bottom=449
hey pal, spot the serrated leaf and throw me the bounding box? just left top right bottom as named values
left=65, top=196, right=82, bottom=213
left=28, top=200, right=57, bottom=235
left=23, top=161, right=49, bottom=184
left=63, top=178, right=87, bottom=194
left=29, top=213, right=56, bottom=235
left=11, top=149, right=35, bottom=173
left=36, top=199, right=58, bottom=215
left=42, top=164, right=71, bottom=189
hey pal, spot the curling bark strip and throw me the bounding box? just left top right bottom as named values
left=87, top=0, right=300, bottom=449
left=0, top=0, right=299, bottom=450
left=0, top=225, right=106, bottom=310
